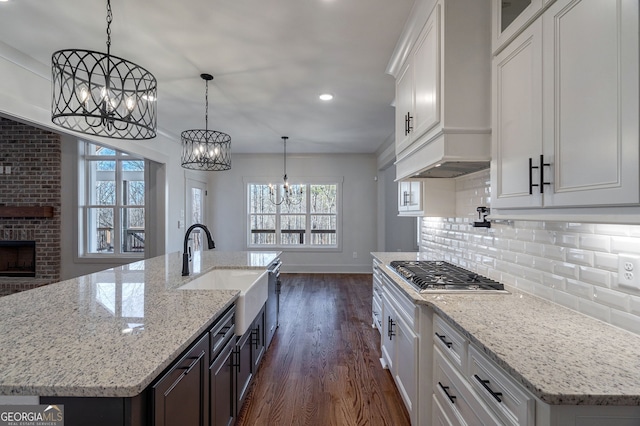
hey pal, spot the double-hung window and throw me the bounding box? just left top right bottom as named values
left=80, top=142, right=146, bottom=257
left=247, top=181, right=340, bottom=249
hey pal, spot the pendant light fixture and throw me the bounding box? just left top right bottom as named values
left=269, top=136, right=303, bottom=206
left=181, top=74, right=231, bottom=171
left=51, top=0, right=157, bottom=140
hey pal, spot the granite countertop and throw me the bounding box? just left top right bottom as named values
left=0, top=250, right=280, bottom=398
left=371, top=252, right=640, bottom=406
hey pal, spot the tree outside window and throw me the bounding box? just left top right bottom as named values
left=84, top=143, right=145, bottom=256
left=248, top=182, right=338, bottom=248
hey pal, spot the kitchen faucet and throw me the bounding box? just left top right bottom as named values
left=182, top=224, right=216, bottom=276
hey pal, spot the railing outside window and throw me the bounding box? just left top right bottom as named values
left=248, top=182, right=339, bottom=249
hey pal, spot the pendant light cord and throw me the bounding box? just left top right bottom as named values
left=205, top=79, right=209, bottom=133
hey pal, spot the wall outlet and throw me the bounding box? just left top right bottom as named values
left=353, top=252, right=358, bottom=259
left=617, top=254, right=640, bottom=289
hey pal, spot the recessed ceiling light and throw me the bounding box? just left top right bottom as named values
left=319, top=93, right=334, bottom=101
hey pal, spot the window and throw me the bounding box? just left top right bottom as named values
left=81, top=142, right=146, bottom=257
left=247, top=182, right=339, bottom=249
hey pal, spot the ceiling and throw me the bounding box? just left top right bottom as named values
left=0, top=0, right=414, bottom=154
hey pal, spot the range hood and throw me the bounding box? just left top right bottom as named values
left=411, top=161, right=490, bottom=178
left=395, top=131, right=491, bottom=180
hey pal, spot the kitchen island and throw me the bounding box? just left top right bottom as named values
left=0, top=250, right=279, bottom=424
left=372, top=252, right=640, bottom=425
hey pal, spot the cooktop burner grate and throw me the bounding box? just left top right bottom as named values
left=389, top=260, right=504, bottom=291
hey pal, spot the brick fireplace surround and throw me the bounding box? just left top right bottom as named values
left=0, top=117, right=61, bottom=296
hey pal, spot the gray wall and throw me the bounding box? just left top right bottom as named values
left=382, top=164, right=418, bottom=252
left=208, top=153, right=378, bottom=273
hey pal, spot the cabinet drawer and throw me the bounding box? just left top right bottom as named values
left=434, top=348, right=500, bottom=426
left=372, top=279, right=382, bottom=304
left=372, top=297, right=382, bottom=333
left=210, top=305, right=235, bottom=358
left=434, top=314, right=467, bottom=373
left=432, top=393, right=458, bottom=426
left=468, top=345, right=535, bottom=426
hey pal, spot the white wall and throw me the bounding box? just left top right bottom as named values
left=420, top=169, right=640, bottom=336
left=208, top=153, right=378, bottom=273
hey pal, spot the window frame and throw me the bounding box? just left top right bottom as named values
left=78, top=141, right=147, bottom=261
left=244, top=177, right=343, bottom=252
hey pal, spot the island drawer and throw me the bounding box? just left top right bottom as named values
left=210, top=305, right=235, bottom=358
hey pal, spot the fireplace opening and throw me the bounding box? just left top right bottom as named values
left=0, top=241, right=36, bottom=277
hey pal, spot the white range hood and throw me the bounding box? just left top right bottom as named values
left=394, top=130, right=491, bottom=180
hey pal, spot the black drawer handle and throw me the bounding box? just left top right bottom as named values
left=179, top=351, right=204, bottom=375
left=388, top=316, right=395, bottom=340
left=435, top=332, right=452, bottom=348
left=438, top=382, right=456, bottom=404
left=474, top=374, right=503, bottom=402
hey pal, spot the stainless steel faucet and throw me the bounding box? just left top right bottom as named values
left=182, top=224, right=215, bottom=276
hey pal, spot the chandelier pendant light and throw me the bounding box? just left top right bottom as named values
left=181, top=74, right=232, bottom=171
left=269, top=136, right=303, bottom=206
left=51, top=0, right=157, bottom=140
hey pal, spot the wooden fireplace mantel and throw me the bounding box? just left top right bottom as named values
left=0, top=206, right=54, bottom=218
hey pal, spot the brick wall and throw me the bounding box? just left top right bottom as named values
left=0, top=117, right=61, bottom=295
left=420, top=169, right=640, bottom=336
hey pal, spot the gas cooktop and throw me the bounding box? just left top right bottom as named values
left=389, top=260, right=507, bottom=293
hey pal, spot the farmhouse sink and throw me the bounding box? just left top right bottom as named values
left=178, top=269, right=268, bottom=335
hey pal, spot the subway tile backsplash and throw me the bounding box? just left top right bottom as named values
left=420, top=169, right=640, bottom=336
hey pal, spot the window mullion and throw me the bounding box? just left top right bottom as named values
left=304, top=184, right=312, bottom=246
left=114, top=157, right=122, bottom=255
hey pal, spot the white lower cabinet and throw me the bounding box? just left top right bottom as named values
left=381, top=283, right=418, bottom=414
left=378, top=269, right=431, bottom=425
left=372, top=259, right=383, bottom=333
left=433, top=312, right=534, bottom=426
left=468, top=346, right=535, bottom=426
left=434, top=347, right=502, bottom=426
left=432, top=313, right=640, bottom=426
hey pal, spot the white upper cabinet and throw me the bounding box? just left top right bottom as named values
left=390, top=0, right=491, bottom=181
left=395, top=6, right=441, bottom=156
left=492, top=0, right=544, bottom=54
left=491, top=0, right=639, bottom=210
left=541, top=0, right=639, bottom=207
left=491, top=20, right=543, bottom=209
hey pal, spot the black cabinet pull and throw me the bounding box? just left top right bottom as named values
left=438, top=382, right=456, bottom=404
left=474, top=374, right=503, bottom=402
left=528, top=157, right=539, bottom=194
left=435, top=332, right=452, bottom=348
left=179, top=351, right=204, bottom=375
left=402, top=191, right=411, bottom=206
left=231, top=349, right=240, bottom=370
left=407, top=112, right=413, bottom=134
left=252, top=327, right=260, bottom=350
left=539, top=154, right=550, bottom=193
left=387, top=316, right=395, bottom=340
left=529, top=155, right=551, bottom=194
left=404, top=113, right=408, bottom=135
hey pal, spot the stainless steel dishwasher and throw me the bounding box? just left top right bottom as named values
left=265, top=258, right=281, bottom=348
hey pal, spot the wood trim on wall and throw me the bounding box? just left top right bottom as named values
left=0, top=206, right=54, bottom=218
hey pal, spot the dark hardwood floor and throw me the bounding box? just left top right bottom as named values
left=236, top=273, right=411, bottom=426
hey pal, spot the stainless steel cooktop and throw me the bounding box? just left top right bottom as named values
left=389, top=260, right=507, bottom=294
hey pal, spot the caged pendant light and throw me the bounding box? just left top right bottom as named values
left=269, top=136, right=303, bottom=206
left=51, top=0, right=157, bottom=140
left=181, top=74, right=231, bottom=171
